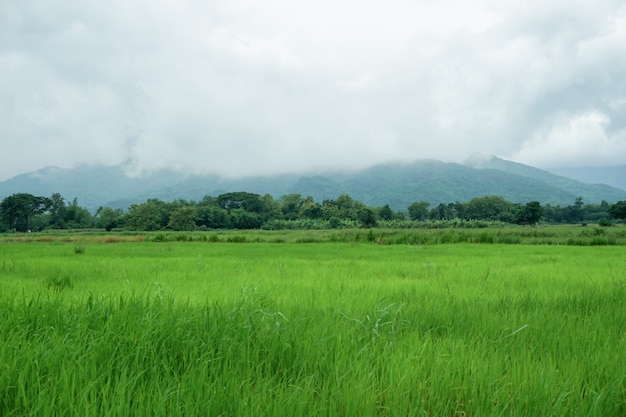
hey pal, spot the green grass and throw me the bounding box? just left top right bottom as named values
left=3, top=224, right=626, bottom=246
left=0, top=237, right=625, bottom=416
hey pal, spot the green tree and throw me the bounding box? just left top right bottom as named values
left=379, top=204, right=394, bottom=221
left=516, top=201, right=543, bottom=225
left=124, top=201, right=162, bottom=231
left=95, top=207, right=124, bottom=231
left=0, top=193, right=51, bottom=232
left=358, top=207, right=378, bottom=228
left=280, top=194, right=304, bottom=220
left=570, top=196, right=584, bottom=223
left=196, top=205, right=231, bottom=229
left=464, top=196, right=514, bottom=222
left=48, top=193, right=67, bottom=228
left=260, top=194, right=283, bottom=222
left=609, top=200, right=626, bottom=225
left=407, top=201, right=429, bottom=221
left=217, top=192, right=263, bottom=213
left=336, top=194, right=365, bottom=220
left=230, top=209, right=262, bottom=229
left=64, top=198, right=92, bottom=228
left=167, top=206, right=198, bottom=231
left=299, top=196, right=322, bottom=219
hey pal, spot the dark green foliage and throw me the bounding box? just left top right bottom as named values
left=0, top=193, right=51, bottom=232
left=378, top=204, right=394, bottom=221
left=298, top=196, right=322, bottom=219
left=464, top=196, right=515, bottom=222
left=94, top=206, right=124, bottom=231
left=516, top=201, right=544, bottom=225
left=167, top=206, right=198, bottom=231
left=280, top=193, right=304, bottom=220
left=609, top=200, right=626, bottom=225
left=408, top=201, right=429, bottom=221
left=2, top=188, right=624, bottom=233
left=217, top=192, right=263, bottom=213
left=124, top=200, right=163, bottom=231
left=358, top=208, right=378, bottom=228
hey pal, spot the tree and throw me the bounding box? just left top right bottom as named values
left=408, top=201, right=429, bottom=221
left=280, top=194, right=304, bottom=220
left=48, top=193, right=67, bottom=228
left=336, top=194, right=365, bottom=220
left=379, top=204, right=394, bottom=221
left=569, top=196, right=584, bottom=223
left=167, top=206, right=198, bottom=231
left=358, top=207, right=378, bottom=228
left=95, top=207, right=124, bottom=231
left=299, top=196, right=322, bottom=219
left=217, top=192, right=262, bottom=213
left=464, top=196, right=514, bottom=222
left=230, top=209, right=262, bottom=229
left=64, top=198, right=92, bottom=228
left=516, top=201, right=543, bottom=226
left=196, top=205, right=231, bottom=229
left=260, top=194, right=283, bottom=222
left=0, top=193, right=51, bottom=232
left=609, top=200, right=626, bottom=225
left=124, top=201, right=162, bottom=231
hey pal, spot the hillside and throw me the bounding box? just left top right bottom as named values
left=470, top=157, right=626, bottom=201
left=548, top=165, right=626, bottom=192
left=1, top=159, right=625, bottom=212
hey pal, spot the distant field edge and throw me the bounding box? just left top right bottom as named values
left=1, top=225, right=626, bottom=246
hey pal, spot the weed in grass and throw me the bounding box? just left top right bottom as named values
left=45, top=274, right=73, bottom=291
left=73, top=245, right=86, bottom=255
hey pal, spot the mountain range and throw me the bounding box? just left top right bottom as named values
left=1, top=157, right=625, bottom=212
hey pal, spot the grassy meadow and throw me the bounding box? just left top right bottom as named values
left=1, top=229, right=625, bottom=416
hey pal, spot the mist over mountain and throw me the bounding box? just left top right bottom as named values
left=1, top=158, right=625, bottom=212
left=547, top=165, right=626, bottom=192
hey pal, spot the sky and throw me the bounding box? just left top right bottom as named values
left=1, top=0, right=625, bottom=181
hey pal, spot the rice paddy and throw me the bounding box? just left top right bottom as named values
left=1, top=232, right=625, bottom=416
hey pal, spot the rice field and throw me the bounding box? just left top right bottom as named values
left=1, top=235, right=625, bottom=416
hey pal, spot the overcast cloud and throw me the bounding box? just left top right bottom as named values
left=1, top=0, right=625, bottom=180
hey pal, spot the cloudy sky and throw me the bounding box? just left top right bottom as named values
left=1, top=0, right=625, bottom=181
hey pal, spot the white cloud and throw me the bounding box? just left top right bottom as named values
left=512, top=111, right=626, bottom=168
left=1, top=0, right=625, bottom=180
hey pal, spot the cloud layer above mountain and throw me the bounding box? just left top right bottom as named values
left=1, top=0, right=625, bottom=180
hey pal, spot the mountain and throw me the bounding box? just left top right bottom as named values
left=547, top=165, right=626, bottom=192
left=0, top=166, right=187, bottom=210
left=1, top=158, right=625, bottom=212
left=468, top=157, right=626, bottom=204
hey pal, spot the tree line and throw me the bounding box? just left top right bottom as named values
left=1, top=192, right=626, bottom=233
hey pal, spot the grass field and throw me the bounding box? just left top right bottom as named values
left=1, top=231, right=625, bottom=416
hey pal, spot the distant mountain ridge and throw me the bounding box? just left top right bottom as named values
left=1, top=158, right=625, bottom=212
left=548, top=165, right=626, bottom=192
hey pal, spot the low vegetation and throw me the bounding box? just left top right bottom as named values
left=1, top=236, right=625, bottom=416
left=2, top=191, right=626, bottom=233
